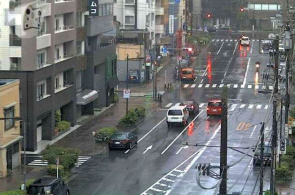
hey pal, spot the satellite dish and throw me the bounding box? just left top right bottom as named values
left=268, top=33, right=276, bottom=40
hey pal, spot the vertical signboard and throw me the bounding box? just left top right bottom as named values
left=169, top=15, right=174, bottom=34
left=89, top=0, right=99, bottom=16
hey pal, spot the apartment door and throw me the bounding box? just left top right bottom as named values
left=37, top=120, right=42, bottom=143
left=6, top=147, right=12, bottom=170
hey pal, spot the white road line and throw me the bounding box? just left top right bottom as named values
left=241, top=85, right=245, bottom=88
left=219, top=84, right=224, bottom=88
left=248, top=104, right=254, bottom=109
left=199, top=103, right=205, bottom=108
left=227, top=84, right=231, bottom=88
left=265, top=105, right=269, bottom=109
left=233, top=84, right=238, bottom=88
left=212, top=84, right=217, bottom=88
left=269, top=86, right=274, bottom=90
left=250, top=45, right=253, bottom=53
left=150, top=188, right=166, bottom=193
left=162, top=178, right=174, bottom=182
left=255, top=85, right=259, bottom=89
left=212, top=39, right=215, bottom=42
left=194, top=77, right=197, bottom=81
left=217, top=42, right=225, bottom=55
left=183, top=84, right=189, bottom=88
left=138, top=118, right=166, bottom=143
left=161, top=110, right=204, bottom=154
left=226, top=39, right=228, bottom=41
left=262, top=85, right=266, bottom=89
left=198, top=84, right=203, bottom=88
left=176, top=146, right=188, bottom=154
left=250, top=125, right=257, bottom=138
left=248, top=85, right=252, bottom=89
left=202, top=67, right=209, bottom=77
left=201, top=78, right=204, bottom=83
left=240, top=104, right=246, bottom=108
left=243, top=58, right=251, bottom=86
left=229, top=104, right=237, bottom=111
left=216, top=39, right=220, bottom=41
left=221, top=79, right=224, bottom=83
left=165, top=103, right=173, bottom=108
left=221, top=39, right=224, bottom=41
left=256, top=105, right=262, bottom=109
left=191, top=84, right=196, bottom=88
left=205, top=84, right=210, bottom=88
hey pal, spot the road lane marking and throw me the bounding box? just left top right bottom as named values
left=191, top=84, right=196, bottom=88
left=219, top=84, right=224, bottom=88
left=150, top=188, right=166, bottom=193
left=243, top=58, right=251, bottom=86
left=212, top=84, right=217, bottom=88
left=255, top=85, right=259, bottom=89
left=162, top=178, right=174, bottom=182
left=194, top=77, right=197, bottom=81
left=248, top=104, right=254, bottom=109
left=199, top=103, right=205, bottom=108
left=269, top=86, right=274, bottom=90
left=143, top=145, right=153, bottom=154
left=265, top=105, right=269, bottom=109
left=237, top=122, right=245, bottom=130
left=256, top=105, right=262, bottom=109
left=221, top=39, right=224, bottom=41
left=212, top=39, right=215, bottom=42
left=244, top=123, right=251, bottom=130
left=241, top=85, right=245, bottom=88
left=250, top=125, right=257, bottom=138
left=138, top=118, right=166, bottom=143
left=240, top=104, right=246, bottom=108
left=176, top=146, right=188, bottom=154
left=226, top=39, right=228, bottom=41
left=233, top=42, right=238, bottom=55
left=198, top=84, right=203, bottom=88
left=183, top=84, right=189, bottom=88
left=217, top=42, right=225, bottom=55
left=250, top=45, right=253, bottom=53
left=202, top=67, right=208, bottom=76
left=262, top=85, right=266, bottom=89
left=205, top=84, right=210, bottom=88
left=227, top=84, right=231, bottom=88
left=233, top=84, right=238, bottom=88
left=221, top=79, right=224, bottom=83
left=161, top=110, right=204, bottom=154
left=229, top=104, right=237, bottom=111
left=165, top=103, right=173, bottom=108
left=248, top=85, right=252, bottom=88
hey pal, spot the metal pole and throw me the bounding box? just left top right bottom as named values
left=279, top=98, right=283, bottom=167
left=126, top=54, right=129, bottom=115
left=285, top=49, right=290, bottom=125
left=219, top=87, right=228, bottom=195
left=23, top=121, right=27, bottom=191
left=259, top=122, right=265, bottom=195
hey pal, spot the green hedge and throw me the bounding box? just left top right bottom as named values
left=18, top=179, right=35, bottom=190
left=264, top=190, right=278, bottom=195
left=0, top=190, right=26, bottom=195
left=47, top=165, right=66, bottom=177
left=57, top=121, right=71, bottom=131
left=281, top=155, right=294, bottom=168
left=41, top=145, right=79, bottom=171
left=95, top=127, right=117, bottom=142
left=286, top=145, right=295, bottom=158
left=276, top=165, right=293, bottom=181
left=290, top=106, right=295, bottom=118
left=113, top=93, right=119, bottom=103
left=119, top=107, right=146, bottom=125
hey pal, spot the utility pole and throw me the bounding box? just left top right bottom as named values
left=259, top=122, right=265, bottom=195
left=219, top=87, right=228, bottom=195
left=126, top=54, right=129, bottom=114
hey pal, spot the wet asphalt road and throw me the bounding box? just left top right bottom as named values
left=68, top=33, right=274, bottom=195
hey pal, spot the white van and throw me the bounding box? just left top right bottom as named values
left=166, top=104, right=189, bottom=126
left=240, top=36, right=250, bottom=46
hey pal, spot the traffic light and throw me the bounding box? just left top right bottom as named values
left=240, top=7, right=244, bottom=12
left=206, top=14, right=212, bottom=18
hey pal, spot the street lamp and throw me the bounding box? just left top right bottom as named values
left=0, top=117, right=27, bottom=190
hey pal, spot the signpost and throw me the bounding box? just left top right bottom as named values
left=88, top=0, right=99, bottom=16
left=169, top=15, right=174, bottom=34
left=160, top=45, right=168, bottom=56
left=123, top=89, right=130, bottom=99
left=56, top=157, right=59, bottom=178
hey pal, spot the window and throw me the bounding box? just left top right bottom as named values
left=76, top=71, right=82, bottom=92
left=76, top=13, right=83, bottom=27
left=55, top=19, right=60, bottom=31
left=4, top=106, right=15, bottom=130
left=261, top=4, right=268, bottom=10
left=102, top=4, right=107, bottom=16
left=37, top=82, right=46, bottom=100
left=37, top=52, right=46, bottom=68
left=125, top=0, right=134, bottom=4
left=77, top=41, right=82, bottom=55
left=56, top=48, right=60, bottom=60
left=55, top=77, right=60, bottom=89
left=125, top=16, right=135, bottom=24
left=99, top=6, right=103, bottom=16
left=269, top=4, right=278, bottom=10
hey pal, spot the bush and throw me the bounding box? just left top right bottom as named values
left=57, top=121, right=71, bottom=131
left=41, top=145, right=79, bottom=171
left=119, top=109, right=139, bottom=125
left=19, top=179, right=35, bottom=190
left=276, top=165, right=293, bottom=181
left=55, top=110, right=61, bottom=124
left=281, top=155, right=294, bottom=168
left=113, top=92, right=119, bottom=103
left=290, top=106, right=295, bottom=118
left=264, top=190, right=278, bottom=195
left=0, top=190, right=26, bottom=195
left=286, top=145, right=295, bottom=158
left=135, top=107, right=145, bottom=117
left=95, top=127, right=117, bottom=142
left=47, top=164, right=65, bottom=177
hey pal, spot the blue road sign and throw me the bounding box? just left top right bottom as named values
left=174, top=0, right=180, bottom=3
left=161, top=46, right=167, bottom=54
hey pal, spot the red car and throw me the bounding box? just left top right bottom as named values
left=207, top=99, right=222, bottom=116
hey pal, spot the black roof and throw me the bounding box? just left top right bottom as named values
left=30, top=176, right=59, bottom=186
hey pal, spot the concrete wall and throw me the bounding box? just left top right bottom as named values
left=86, top=16, right=114, bottom=36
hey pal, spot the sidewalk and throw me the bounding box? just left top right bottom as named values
left=0, top=57, right=172, bottom=193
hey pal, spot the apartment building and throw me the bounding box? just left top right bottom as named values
left=0, top=79, right=22, bottom=178
left=0, top=0, right=117, bottom=152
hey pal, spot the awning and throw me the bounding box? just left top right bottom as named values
left=108, top=76, right=119, bottom=88
left=76, top=90, right=98, bottom=105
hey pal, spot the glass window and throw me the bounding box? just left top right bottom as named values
left=269, top=4, right=277, bottom=10
left=103, top=4, right=107, bottom=16
left=125, top=16, right=135, bottom=24
left=4, top=106, right=14, bottom=130
left=254, top=4, right=261, bottom=10
left=106, top=4, right=110, bottom=15
left=99, top=5, right=103, bottom=16
left=168, top=110, right=182, bottom=116
left=110, top=4, right=113, bottom=14
left=37, top=52, right=46, bottom=68
left=261, top=4, right=268, bottom=10
left=208, top=102, right=222, bottom=107
left=37, top=82, right=46, bottom=100
left=248, top=4, right=254, bottom=10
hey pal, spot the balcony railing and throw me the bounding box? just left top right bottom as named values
left=10, top=63, right=21, bottom=70
left=9, top=34, right=21, bottom=46
left=55, top=0, right=73, bottom=2
left=55, top=25, right=74, bottom=32
left=55, top=53, right=74, bottom=61
left=87, top=39, right=116, bottom=52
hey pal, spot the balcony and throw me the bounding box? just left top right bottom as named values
left=55, top=81, right=74, bottom=93
left=9, top=34, right=21, bottom=46
left=37, top=34, right=51, bottom=50
left=10, top=63, right=21, bottom=70
left=55, top=25, right=75, bottom=45
left=155, top=7, right=164, bottom=15
left=54, top=0, right=75, bottom=15
left=55, top=53, right=75, bottom=63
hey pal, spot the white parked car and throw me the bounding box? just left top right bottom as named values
left=166, top=104, right=189, bottom=127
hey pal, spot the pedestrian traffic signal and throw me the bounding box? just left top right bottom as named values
left=240, top=7, right=244, bottom=12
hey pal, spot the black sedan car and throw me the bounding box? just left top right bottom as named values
left=180, top=101, right=199, bottom=115
left=108, top=132, right=138, bottom=149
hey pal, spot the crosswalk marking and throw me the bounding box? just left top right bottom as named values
left=212, top=39, right=215, bottom=42
left=240, top=104, right=246, bottom=108
left=226, top=39, right=228, bottom=41
left=221, top=39, right=224, bottom=41
left=191, top=84, right=196, bottom=88
left=233, top=84, right=238, bottom=88
left=199, top=103, right=205, bottom=108
left=183, top=84, right=189, bottom=88
left=256, top=105, right=262, bottom=109
left=264, top=105, right=269, bottom=109
left=212, top=39, right=268, bottom=43
left=248, top=104, right=254, bottom=109
left=165, top=103, right=173, bottom=108
left=198, top=84, right=203, bottom=88
left=205, top=84, right=210, bottom=88
left=219, top=84, right=224, bottom=88
left=212, top=84, right=217, bottom=88
left=269, top=86, right=274, bottom=90
left=248, top=85, right=252, bottom=89
left=227, top=84, right=231, bottom=88
left=28, top=156, right=91, bottom=167
left=181, top=83, right=277, bottom=91
left=241, top=85, right=245, bottom=88
left=255, top=85, right=259, bottom=89
left=229, top=104, right=237, bottom=111
left=262, top=85, right=266, bottom=89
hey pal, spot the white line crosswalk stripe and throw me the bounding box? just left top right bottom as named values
left=248, top=85, right=252, bottom=89
left=28, top=156, right=91, bottom=167
left=205, top=84, right=210, bottom=88
left=191, top=84, right=196, bottom=88
left=212, top=84, right=217, bottom=88
left=221, top=39, right=224, bottom=41
left=255, top=85, right=259, bottom=89
left=233, top=84, right=238, bottom=88
left=199, top=103, right=205, bottom=108
left=227, top=84, right=231, bottom=88
left=240, top=104, right=246, bottom=108
left=165, top=103, right=173, bottom=108
left=219, top=84, right=224, bottom=88
left=241, top=85, right=245, bottom=88
left=256, top=105, right=262, bottom=109
left=269, top=86, right=274, bottom=90
left=212, top=39, right=215, bottom=42
left=183, top=84, right=189, bottom=88
left=229, top=104, right=237, bottom=111
left=264, top=105, right=269, bottom=109
left=248, top=104, right=254, bottom=109
left=198, top=84, right=203, bottom=88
